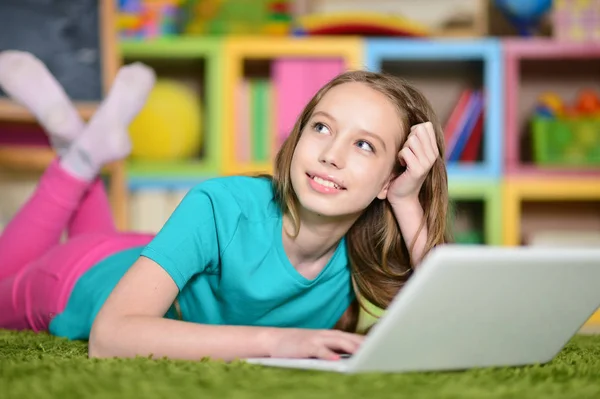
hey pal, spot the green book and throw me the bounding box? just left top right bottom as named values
left=250, top=78, right=271, bottom=163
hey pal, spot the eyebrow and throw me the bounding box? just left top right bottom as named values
left=312, top=110, right=388, bottom=151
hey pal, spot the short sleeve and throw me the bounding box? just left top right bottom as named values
left=140, top=181, right=240, bottom=291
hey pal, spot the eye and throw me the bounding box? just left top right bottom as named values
left=356, top=140, right=374, bottom=153
left=312, top=122, right=330, bottom=134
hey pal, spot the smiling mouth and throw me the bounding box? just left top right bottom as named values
left=306, top=173, right=346, bottom=190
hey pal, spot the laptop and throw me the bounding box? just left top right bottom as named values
left=244, top=244, right=600, bottom=373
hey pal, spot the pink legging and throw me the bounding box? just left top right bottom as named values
left=0, top=160, right=153, bottom=332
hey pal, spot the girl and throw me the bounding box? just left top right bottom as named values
left=0, top=50, right=450, bottom=362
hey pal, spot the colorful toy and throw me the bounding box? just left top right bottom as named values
left=535, top=92, right=565, bottom=118
left=180, top=0, right=292, bottom=36
left=117, top=0, right=184, bottom=39
left=128, top=79, right=203, bottom=161
left=535, top=89, right=600, bottom=119
left=494, top=0, right=552, bottom=36
left=531, top=89, right=600, bottom=166
left=575, top=89, right=600, bottom=115
left=292, top=12, right=430, bottom=37
left=553, top=0, right=600, bottom=42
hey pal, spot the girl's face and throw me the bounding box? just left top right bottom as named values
left=290, top=82, right=403, bottom=220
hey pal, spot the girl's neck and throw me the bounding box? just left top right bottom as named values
left=281, top=207, right=359, bottom=269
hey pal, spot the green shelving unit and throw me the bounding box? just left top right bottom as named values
left=119, top=38, right=224, bottom=186
left=449, top=178, right=502, bottom=246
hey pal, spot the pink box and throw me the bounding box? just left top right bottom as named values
left=553, top=0, right=600, bottom=42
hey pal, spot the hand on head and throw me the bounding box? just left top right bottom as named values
left=386, top=121, right=440, bottom=205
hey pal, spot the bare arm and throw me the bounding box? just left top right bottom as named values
left=390, top=197, right=428, bottom=266
left=89, top=256, right=278, bottom=361
left=387, top=121, right=441, bottom=268
left=89, top=257, right=363, bottom=361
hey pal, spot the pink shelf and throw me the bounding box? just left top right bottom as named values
left=504, top=38, right=600, bottom=58
left=504, top=39, right=600, bottom=177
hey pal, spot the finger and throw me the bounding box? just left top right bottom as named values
left=414, top=126, right=438, bottom=163
left=421, top=121, right=437, bottom=149
left=340, top=331, right=366, bottom=346
left=405, top=134, right=429, bottom=169
left=409, top=121, right=428, bottom=135
left=420, top=121, right=440, bottom=159
left=412, top=122, right=439, bottom=160
left=399, top=147, right=423, bottom=176
left=315, top=345, right=342, bottom=360
left=323, top=336, right=362, bottom=355
left=327, top=330, right=366, bottom=346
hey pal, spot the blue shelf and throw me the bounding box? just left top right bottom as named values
left=446, top=161, right=499, bottom=180
left=364, top=38, right=503, bottom=181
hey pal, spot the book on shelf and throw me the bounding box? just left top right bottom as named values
left=236, top=77, right=274, bottom=164
left=444, top=88, right=484, bottom=163
left=235, top=59, right=345, bottom=164
left=235, top=60, right=491, bottom=167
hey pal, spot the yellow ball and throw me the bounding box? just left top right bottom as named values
left=129, top=79, right=202, bottom=161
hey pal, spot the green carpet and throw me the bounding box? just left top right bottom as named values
left=2, top=329, right=600, bottom=399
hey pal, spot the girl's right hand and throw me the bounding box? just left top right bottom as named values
left=267, top=328, right=365, bottom=360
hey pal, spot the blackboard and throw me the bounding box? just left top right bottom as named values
left=0, top=0, right=104, bottom=102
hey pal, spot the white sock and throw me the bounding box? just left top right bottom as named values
left=59, top=63, right=155, bottom=181
left=0, top=50, right=85, bottom=156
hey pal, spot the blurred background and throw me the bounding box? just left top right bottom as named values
left=0, top=0, right=598, bottom=252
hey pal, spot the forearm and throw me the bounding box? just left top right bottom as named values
left=390, top=197, right=428, bottom=266
left=89, top=316, right=277, bottom=362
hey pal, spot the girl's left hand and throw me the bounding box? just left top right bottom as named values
left=387, top=122, right=440, bottom=204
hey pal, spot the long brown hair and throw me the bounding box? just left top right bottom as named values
left=270, top=70, right=451, bottom=331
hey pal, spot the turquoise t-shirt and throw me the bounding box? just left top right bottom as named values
left=49, top=176, right=354, bottom=340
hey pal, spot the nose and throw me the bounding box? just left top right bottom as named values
left=318, top=139, right=346, bottom=169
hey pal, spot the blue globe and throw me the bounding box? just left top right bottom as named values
left=494, top=0, right=553, bottom=36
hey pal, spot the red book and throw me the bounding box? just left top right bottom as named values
left=460, top=110, right=484, bottom=162
left=444, top=89, right=472, bottom=158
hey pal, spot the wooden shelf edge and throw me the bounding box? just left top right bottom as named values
left=0, top=145, right=119, bottom=174
left=0, top=146, right=55, bottom=170
left=504, top=177, right=600, bottom=200
left=0, top=99, right=98, bottom=122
